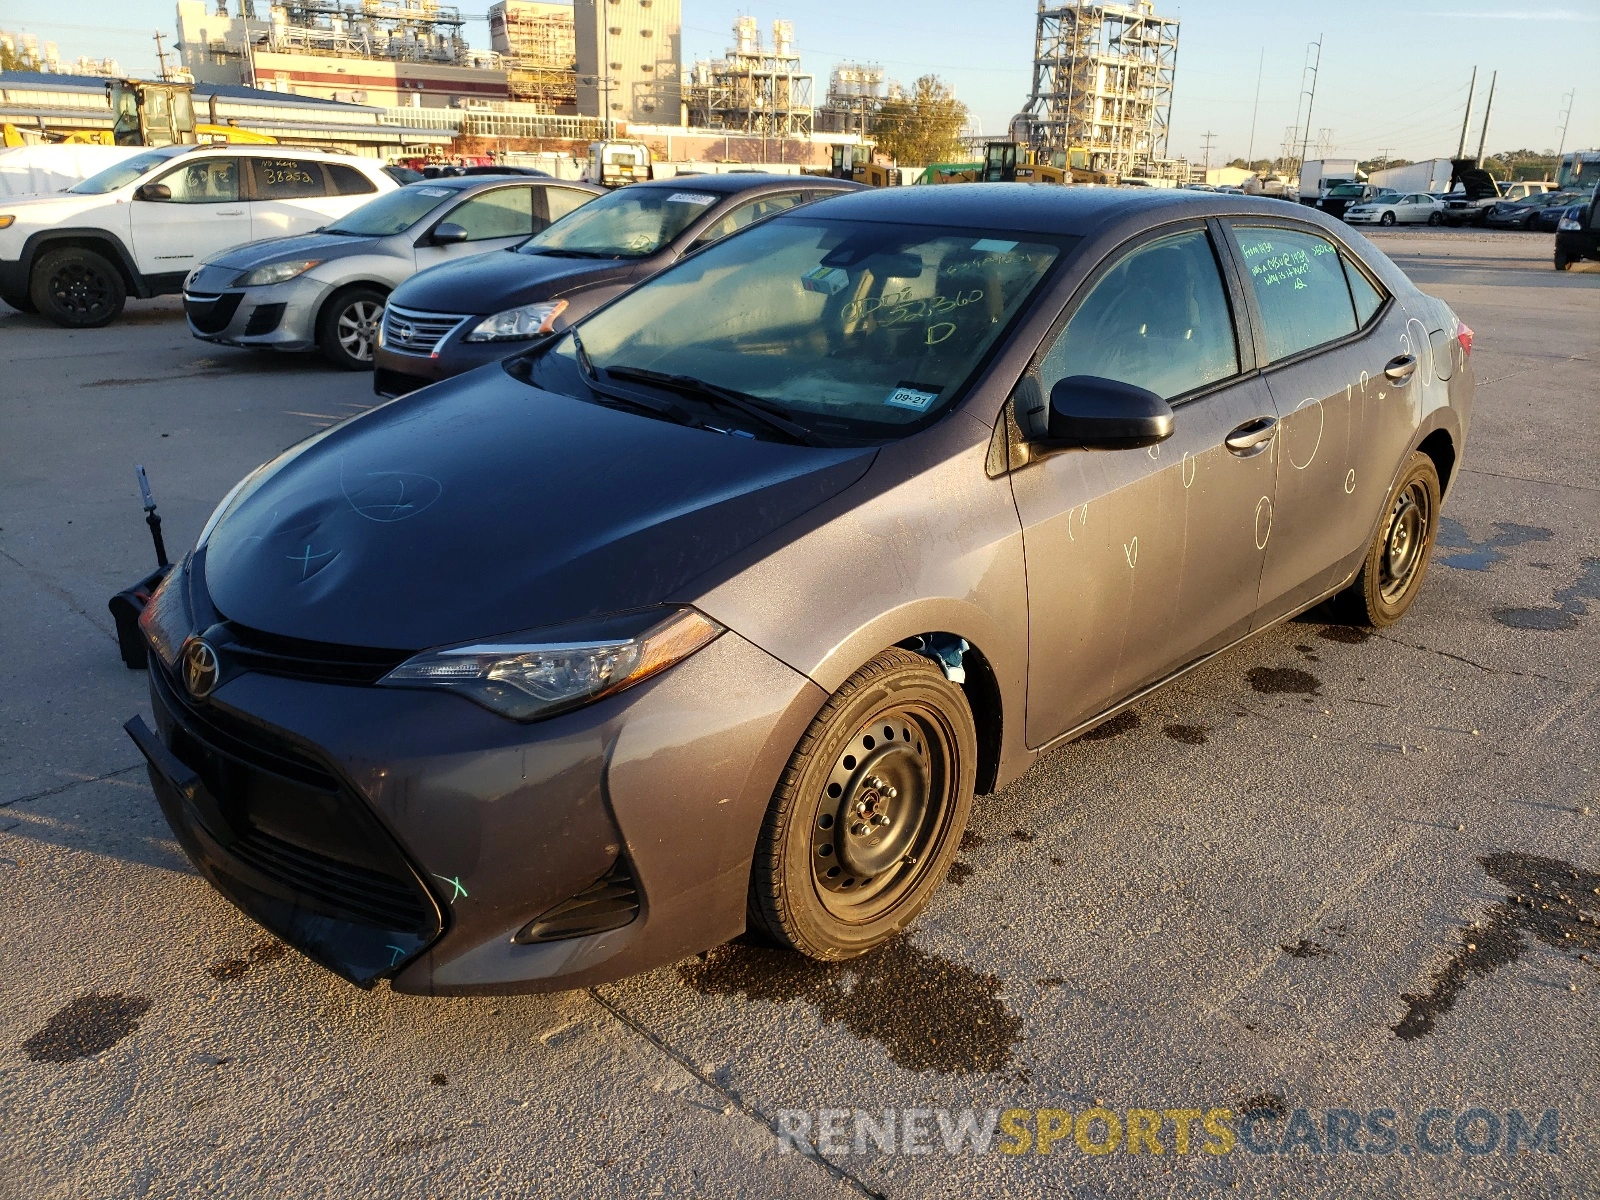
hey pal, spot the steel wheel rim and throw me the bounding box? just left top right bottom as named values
left=50, top=264, right=111, bottom=318
left=337, top=300, right=383, bottom=361
left=1380, top=479, right=1431, bottom=604
left=810, top=703, right=956, bottom=922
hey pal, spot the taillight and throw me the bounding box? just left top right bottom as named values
left=1457, top=322, right=1474, bottom=356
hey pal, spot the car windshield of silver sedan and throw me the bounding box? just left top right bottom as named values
left=516, top=187, right=719, bottom=258
left=1327, top=183, right=1367, bottom=197
left=66, top=145, right=191, bottom=194
left=324, top=184, right=459, bottom=236
left=515, top=216, right=1071, bottom=442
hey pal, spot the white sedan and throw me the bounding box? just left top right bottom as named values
left=1344, top=192, right=1446, bottom=226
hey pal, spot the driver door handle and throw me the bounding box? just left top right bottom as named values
left=1384, top=353, right=1418, bottom=383
left=215, top=209, right=243, bottom=216
left=1225, top=415, right=1278, bottom=455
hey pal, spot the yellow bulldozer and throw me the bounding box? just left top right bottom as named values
left=2, top=78, right=276, bottom=149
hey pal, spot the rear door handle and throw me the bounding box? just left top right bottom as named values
left=215, top=209, right=243, bottom=216
left=1225, top=415, right=1278, bottom=455
left=1384, top=353, right=1418, bottom=382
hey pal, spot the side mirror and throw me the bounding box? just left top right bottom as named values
left=1040, top=376, right=1174, bottom=450
left=135, top=182, right=171, bottom=202
left=430, top=222, right=469, bottom=245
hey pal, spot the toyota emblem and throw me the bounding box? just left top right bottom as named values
left=182, top=638, right=221, bottom=700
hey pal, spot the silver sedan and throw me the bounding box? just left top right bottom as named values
left=181, top=175, right=603, bottom=369
left=1343, top=192, right=1447, bottom=227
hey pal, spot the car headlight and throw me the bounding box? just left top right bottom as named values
left=464, top=298, right=568, bottom=342
left=1559, top=215, right=1583, bottom=231
left=232, top=259, right=321, bottom=287
left=380, top=607, right=723, bottom=721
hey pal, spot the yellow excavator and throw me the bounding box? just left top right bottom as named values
left=977, top=142, right=1115, bottom=186
left=2, top=78, right=276, bottom=148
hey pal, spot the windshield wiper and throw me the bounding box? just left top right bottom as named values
left=603, top=366, right=831, bottom=447
left=523, top=246, right=615, bottom=258
left=569, top=331, right=696, bottom=427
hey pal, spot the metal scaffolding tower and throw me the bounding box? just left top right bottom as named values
left=488, top=1, right=576, bottom=112
left=686, top=17, right=814, bottom=137
left=1018, top=1, right=1179, bottom=176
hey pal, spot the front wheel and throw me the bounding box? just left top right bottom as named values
left=1555, top=248, right=1572, bottom=271
left=748, top=647, right=977, bottom=960
left=1380, top=211, right=1396, bottom=226
left=30, top=247, right=126, bottom=328
left=317, top=286, right=385, bottom=370
left=1332, top=452, right=1442, bottom=628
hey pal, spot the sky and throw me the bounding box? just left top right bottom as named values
left=3, top=0, right=1595, bottom=164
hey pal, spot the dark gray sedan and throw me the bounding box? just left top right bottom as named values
left=373, top=172, right=862, bottom=396
left=182, top=175, right=601, bottom=369
left=128, top=185, right=1471, bottom=994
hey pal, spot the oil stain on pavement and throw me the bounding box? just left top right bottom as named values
left=23, top=993, right=153, bottom=1063
left=206, top=938, right=288, bottom=981
left=679, top=938, right=1022, bottom=1073
left=1493, top=557, right=1600, bottom=631
left=1164, top=723, right=1210, bottom=745
left=1247, top=667, right=1322, bottom=695
left=1081, top=710, right=1141, bottom=741
left=1317, top=625, right=1371, bottom=645
left=1393, top=852, right=1598, bottom=1040
left=1436, top=518, right=1553, bottom=571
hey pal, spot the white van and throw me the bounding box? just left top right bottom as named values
left=0, top=144, right=396, bottom=327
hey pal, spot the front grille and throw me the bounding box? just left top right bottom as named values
left=185, top=291, right=243, bottom=334
left=381, top=304, right=468, bottom=355
left=218, top=621, right=409, bottom=687
left=514, top=858, right=639, bottom=944
left=243, top=302, right=286, bottom=336
left=231, top=831, right=433, bottom=930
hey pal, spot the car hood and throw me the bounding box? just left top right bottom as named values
left=201, top=368, right=876, bottom=650
left=390, top=248, right=640, bottom=315
left=206, top=231, right=379, bottom=269
left=0, top=190, right=106, bottom=218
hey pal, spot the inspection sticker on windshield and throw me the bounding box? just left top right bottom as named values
left=667, top=192, right=717, bottom=206
left=971, top=238, right=1018, bottom=252
left=885, top=385, right=941, bottom=412
left=416, top=187, right=453, bottom=197
left=801, top=265, right=851, bottom=295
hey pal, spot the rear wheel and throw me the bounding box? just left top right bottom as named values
left=1333, top=452, right=1441, bottom=628
left=30, top=247, right=125, bottom=328
left=1427, top=212, right=1443, bottom=226
left=316, top=285, right=385, bottom=370
left=749, top=647, right=976, bottom=960
left=1379, top=211, right=1396, bottom=226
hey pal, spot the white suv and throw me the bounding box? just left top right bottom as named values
left=0, top=145, right=396, bottom=327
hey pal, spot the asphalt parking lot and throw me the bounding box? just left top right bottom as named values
left=1, top=226, right=1596, bottom=1200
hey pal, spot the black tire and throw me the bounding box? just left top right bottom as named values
left=1554, top=249, right=1571, bottom=271
left=316, top=285, right=386, bottom=370
left=1380, top=211, right=1396, bottom=226
left=1332, top=452, right=1442, bottom=628
left=749, top=647, right=977, bottom=960
left=29, top=247, right=126, bottom=328
left=1, top=291, right=36, bottom=313
left=1427, top=212, right=1443, bottom=226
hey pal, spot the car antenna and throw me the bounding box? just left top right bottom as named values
left=135, top=464, right=170, bottom=568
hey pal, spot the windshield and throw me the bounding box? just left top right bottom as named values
left=326, top=184, right=459, bottom=236
left=67, top=146, right=191, bottom=194
left=520, top=217, right=1070, bottom=442
left=1328, top=184, right=1366, bottom=197
left=518, top=186, right=719, bottom=258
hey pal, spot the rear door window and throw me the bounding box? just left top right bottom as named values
left=444, top=186, right=535, bottom=240
left=1036, top=227, right=1240, bottom=401
left=1230, top=224, right=1358, bottom=361
left=250, top=157, right=330, bottom=200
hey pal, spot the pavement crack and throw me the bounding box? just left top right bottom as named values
left=2, top=763, right=145, bottom=809
left=1460, top=467, right=1600, bottom=494
left=1370, top=632, right=1572, bottom=684
left=586, top=985, right=887, bottom=1200
left=0, top=546, right=118, bottom=645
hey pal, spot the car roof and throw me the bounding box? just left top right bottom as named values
left=631, top=173, right=859, bottom=196
left=181, top=143, right=378, bottom=164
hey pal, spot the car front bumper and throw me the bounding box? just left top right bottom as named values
left=1342, top=211, right=1381, bottom=224
left=371, top=304, right=538, bottom=397
left=183, top=275, right=328, bottom=351
left=126, top=558, right=825, bottom=995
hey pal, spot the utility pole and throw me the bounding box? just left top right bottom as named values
left=1297, top=35, right=1323, bottom=186
left=1556, top=89, right=1575, bottom=161
left=1245, top=46, right=1264, bottom=166
left=1475, top=69, right=1497, bottom=167
left=1377, top=148, right=1392, bottom=176
left=1455, top=66, right=1477, bottom=159
left=152, top=30, right=171, bottom=81
left=1201, top=130, right=1216, bottom=174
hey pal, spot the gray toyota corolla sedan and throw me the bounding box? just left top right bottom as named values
left=182, top=175, right=601, bottom=369
left=127, top=185, right=1471, bottom=995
